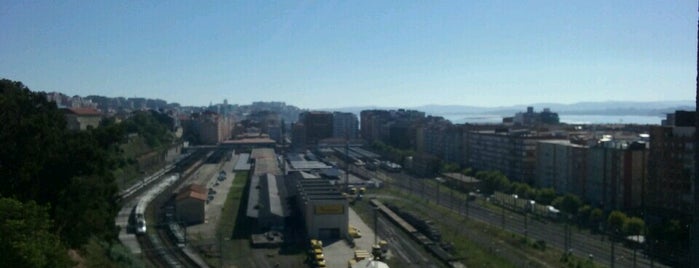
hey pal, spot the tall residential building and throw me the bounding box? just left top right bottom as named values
left=512, top=106, right=560, bottom=125
left=416, top=117, right=462, bottom=164
left=648, top=111, right=695, bottom=217
left=359, top=109, right=424, bottom=147
left=585, top=140, right=647, bottom=211
left=300, top=111, right=333, bottom=145
left=181, top=111, right=233, bottom=145
left=332, top=112, right=358, bottom=139
left=535, top=140, right=587, bottom=196
left=466, top=129, right=563, bottom=184
left=291, top=122, right=307, bottom=150
left=360, top=110, right=390, bottom=142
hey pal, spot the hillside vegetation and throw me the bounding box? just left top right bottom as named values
left=0, top=79, right=175, bottom=267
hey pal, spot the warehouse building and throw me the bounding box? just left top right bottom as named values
left=175, top=184, right=207, bottom=225
left=247, top=173, right=289, bottom=230
left=295, top=178, right=349, bottom=239
left=246, top=148, right=288, bottom=231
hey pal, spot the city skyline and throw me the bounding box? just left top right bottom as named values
left=0, top=1, right=696, bottom=109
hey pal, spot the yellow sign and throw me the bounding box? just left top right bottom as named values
left=314, top=205, right=344, bottom=215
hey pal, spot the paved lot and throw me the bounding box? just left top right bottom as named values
left=187, top=154, right=239, bottom=244
left=323, top=206, right=379, bottom=268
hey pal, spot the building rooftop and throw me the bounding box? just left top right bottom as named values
left=176, top=189, right=207, bottom=201
left=222, top=137, right=276, bottom=145
left=64, top=107, right=102, bottom=116
left=538, top=139, right=585, bottom=147
left=234, top=153, right=252, bottom=171
left=297, top=179, right=346, bottom=201
left=442, top=173, right=480, bottom=183
left=252, top=148, right=280, bottom=175
left=247, top=173, right=289, bottom=219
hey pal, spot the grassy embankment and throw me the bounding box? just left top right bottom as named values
left=200, top=171, right=250, bottom=266
left=113, top=136, right=171, bottom=189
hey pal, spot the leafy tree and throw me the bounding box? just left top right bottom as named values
left=552, top=194, right=582, bottom=215
left=55, top=175, right=118, bottom=247
left=0, top=79, right=67, bottom=202
left=577, top=205, right=592, bottom=226
left=460, top=168, right=473, bottom=176
left=607, top=210, right=628, bottom=234
left=476, top=170, right=511, bottom=194
left=0, top=197, right=72, bottom=268
left=83, top=237, right=144, bottom=268
left=0, top=79, right=122, bottom=247
left=624, top=217, right=644, bottom=236
left=534, top=188, right=556, bottom=205
left=589, top=208, right=604, bottom=231
left=441, top=162, right=460, bottom=173
left=121, top=110, right=173, bottom=147
left=510, top=182, right=534, bottom=199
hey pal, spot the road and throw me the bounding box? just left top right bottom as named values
left=350, top=165, right=668, bottom=268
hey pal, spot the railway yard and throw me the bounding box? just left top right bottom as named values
left=115, top=145, right=665, bottom=268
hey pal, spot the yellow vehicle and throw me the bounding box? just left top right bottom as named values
left=379, top=239, right=388, bottom=252
left=315, top=253, right=326, bottom=267
left=312, top=248, right=322, bottom=255
left=310, top=239, right=323, bottom=249
left=359, top=187, right=366, bottom=194
left=349, top=187, right=357, bottom=195
left=349, top=225, right=362, bottom=238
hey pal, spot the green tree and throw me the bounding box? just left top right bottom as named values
left=83, top=237, right=144, bottom=268
left=0, top=79, right=123, bottom=247
left=534, top=188, right=556, bottom=205
left=589, top=208, right=604, bottom=231
left=0, top=79, right=67, bottom=203
left=510, top=182, right=534, bottom=199
left=607, top=210, right=628, bottom=234
left=552, top=194, right=582, bottom=215
left=476, top=170, right=511, bottom=194
left=624, top=217, right=645, bottom=236
left=441, top=162, right=459, bottom=173
left=0, top=197, right=72, bottom=268
left=577, top=205, right=592, bottom=226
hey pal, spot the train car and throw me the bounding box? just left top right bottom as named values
left=134, top=199, right=147, bottom=234
left=168, top=223, right=186, bottom=247
left=132, top=174, right=181, bottom=235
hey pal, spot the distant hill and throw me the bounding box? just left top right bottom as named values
left=325, top=100, right=694, bottom=118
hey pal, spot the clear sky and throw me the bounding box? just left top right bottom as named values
left=0, top=1, right=696, bottom=109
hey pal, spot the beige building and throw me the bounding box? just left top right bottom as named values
left=296, top=179, right=348, bottom=239
left=63, top=107, right=102, bottom=131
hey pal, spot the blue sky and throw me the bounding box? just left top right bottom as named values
left=0, top=1, right=696, bottom=109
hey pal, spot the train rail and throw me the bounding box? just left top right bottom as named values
left=370, top=199, right=462, bottom=266
left=119, top=148, right=213, bottom=268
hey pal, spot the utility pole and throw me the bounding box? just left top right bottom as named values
left=374, top=207, right=379, bottom=246
left=501, top=205, right=505, bottom=229
left=524, top=211, right=528, bottom=241
left=465, top=197, right=469, bottom=218
left=610, top=232, right=615, bottom=268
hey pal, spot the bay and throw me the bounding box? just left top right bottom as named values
left=439, top=113, right=665, bottom=125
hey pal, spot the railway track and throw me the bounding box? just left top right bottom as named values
left=132, top=148, right=213, bottom=268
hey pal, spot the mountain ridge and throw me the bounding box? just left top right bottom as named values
left=323, top=100, right=694, bottom=117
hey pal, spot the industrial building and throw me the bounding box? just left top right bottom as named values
left=175, top=184, right=207, bottom=225
left=295, top=178, right=349, bottom=239
left=246, top=148, right=288, bottom=231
